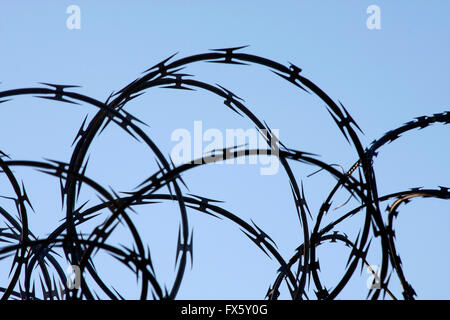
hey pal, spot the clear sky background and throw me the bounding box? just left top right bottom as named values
left=0, top=1, right=449, bottom=299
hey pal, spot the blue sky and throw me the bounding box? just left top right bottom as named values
left=0, top=1, right=449, bottom=299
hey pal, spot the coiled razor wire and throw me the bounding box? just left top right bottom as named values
left=0, top=47, right=448, bottom=300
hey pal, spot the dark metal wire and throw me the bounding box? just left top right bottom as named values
left=0, top=47, right=448, bottom=300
